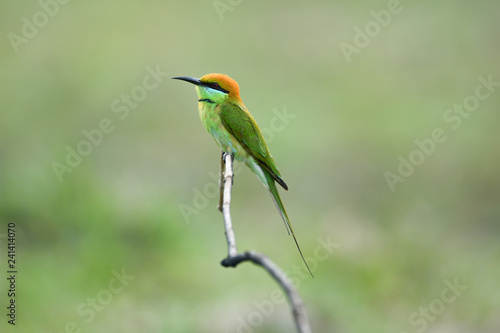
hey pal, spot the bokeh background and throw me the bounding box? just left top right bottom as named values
left=1, top=1, right=499, bottom=332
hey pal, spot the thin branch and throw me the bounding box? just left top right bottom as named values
left=220, top=152, right=237, bottom=258
left=219, top=152, right=312, bottom=333
left=217, top=150, right=225, bottom=213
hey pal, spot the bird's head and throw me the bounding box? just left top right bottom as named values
left=172, top=73, right=242, bottom=104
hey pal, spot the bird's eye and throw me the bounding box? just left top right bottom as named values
left=211, top=82, right=221, bottom=89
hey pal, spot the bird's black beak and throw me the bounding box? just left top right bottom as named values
left=171, top=76, right=202, bottom=86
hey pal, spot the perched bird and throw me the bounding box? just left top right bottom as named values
left=173, top=73, right=312, bottom=277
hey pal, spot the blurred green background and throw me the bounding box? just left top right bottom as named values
left=1, top=1, right=499, bottom=332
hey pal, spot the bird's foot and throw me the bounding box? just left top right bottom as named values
left=221, top=152, right=234, bottom=186
left=222, top=152, right=234, bottom=164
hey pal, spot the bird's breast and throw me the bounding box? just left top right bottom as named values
left=198, top=102, right=246, bottom=159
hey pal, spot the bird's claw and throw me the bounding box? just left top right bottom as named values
left=222, top=152, right=234, bottom=164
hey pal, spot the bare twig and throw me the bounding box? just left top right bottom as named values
left=219, top=152, right=312, bottom=333
left=217, top=150, right=225, bottom=213
left=221, top=152, right=237, bottom=257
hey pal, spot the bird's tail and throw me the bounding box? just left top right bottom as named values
left=265, top=172, right=314, bottom=278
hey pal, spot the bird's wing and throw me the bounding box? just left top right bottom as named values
left=220, top=101, right=288, bottom=190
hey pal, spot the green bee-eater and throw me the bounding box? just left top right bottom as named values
left=173, top=73, right=312, bottom=276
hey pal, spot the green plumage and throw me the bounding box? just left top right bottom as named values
left=219, top=101, right=288, bottom=190
left=173, top=73, right=313, bottom=277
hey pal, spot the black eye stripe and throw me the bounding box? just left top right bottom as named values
left=201, top=81, right=229, bottom=93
